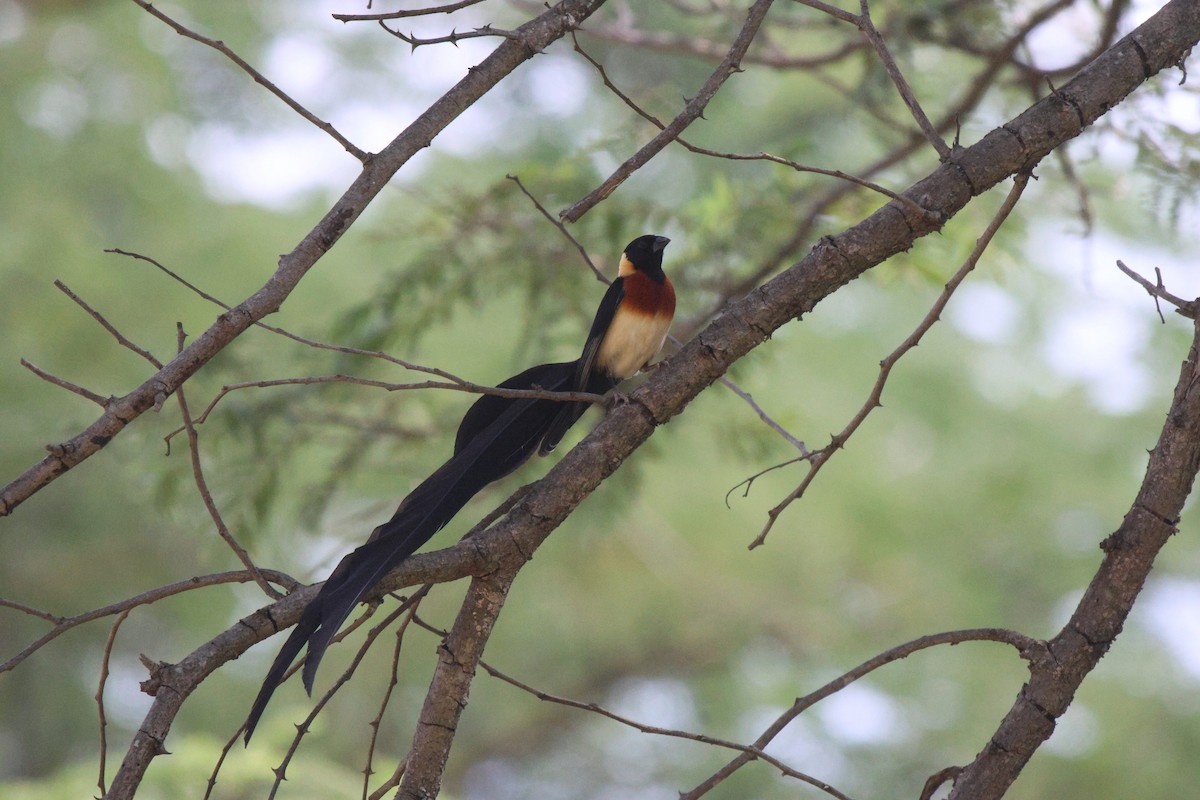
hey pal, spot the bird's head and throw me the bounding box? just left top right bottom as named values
left=618, top=234, right=671, bottom=279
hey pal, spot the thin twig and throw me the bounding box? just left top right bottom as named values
left=560, top=0, right=776, bottom=222
left=106, top=249, right=607, bottom=414
left=96, top=609, right=131, bottom=797
left=569, top=32, right=937, bottom=219
left=367, top=762, right=407, bottom=800
left=683, top=628, right=1043, bottom=798
left=378, top=22, right=519, bottom=50
left=854, top=0, right=951, bottom=159
left=334, top=0, right=488, bottom=22
left=581, top=20, right=865, bottom=70
left=717, top=376, right=809, bottom=452
left=19, top=360, right=110, bottom=408
left=506, top=174, right=605, bottom=281
left=268, top=592, right=428, bottom=798
left=174, top=324, right=280, bottom=599
left=203, top=601, right=390, bottom=799
left=0, top=597, right=63, bottom=623
left=130, top=0, right=367, bottom=160
left=162, top=374, right=606, bottom=447
left=363, top=588, right=430, bottom=800
left=1116, top=260, right=1198, bottom=320
left=105, top=249, right=480, bottom=384
left=481, top=660, right=854, bottom=800
left=0, top=569, right=297, bottom=674
left=750, top=172, right=1030, bottom=548
left=54, top=280, right=163, bottom=368
left=792, top=0, right=858, bottom=24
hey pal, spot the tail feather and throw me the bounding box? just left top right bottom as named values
left=244, top=361, right=581, bottom=743
left=243, top=604, right=320, bottom=742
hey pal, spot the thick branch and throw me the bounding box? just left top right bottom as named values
left=99, top=4, right=1199, bottom=796
left=465, top=0, right=1200, bottom=594
left=398, top=569, right=518, bottom=799
left=947, top=321, right=1200, bottom=797
left=154, top=0, right=1198, bottom=731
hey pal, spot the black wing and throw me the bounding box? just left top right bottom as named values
left=538, top=278, right=625, bottom=456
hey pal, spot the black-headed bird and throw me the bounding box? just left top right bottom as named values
left=243, top=235, right=673, bottom=742
left=541, top=233, right=674, bottom=453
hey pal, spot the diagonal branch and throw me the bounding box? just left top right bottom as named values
left=1, top=0, right=610, bottom=522
left=174, top=324, right=279, bottom=599
left=854, top=0, right=952, bottom=159
left=87, top=6, right=1200, bottom=798
left=684, top=628, right=1042, bottom=798
left=559, top=0, right=776, bottom=222
left=749, top=171, right=1031, bottom=547
left=131, top=0, right=368, bottom=161
left=482, top=659, right=853, bottom=799
left=947, top=312, right=1200, bottom=799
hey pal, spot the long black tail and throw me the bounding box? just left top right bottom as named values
left=244, top=361, right=585, bottom=742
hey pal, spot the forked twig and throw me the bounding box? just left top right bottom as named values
left=683, top=627, right=1042, bottom=798
left=1116, top=260, right=1199, bottom=320
left=750, top=172, right=1030, bottom=548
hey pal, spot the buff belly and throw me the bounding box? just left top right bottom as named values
left=596, top=310, right=672, bottom=379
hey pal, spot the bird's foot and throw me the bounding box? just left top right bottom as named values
left=606, top=390, right=632, bottom=410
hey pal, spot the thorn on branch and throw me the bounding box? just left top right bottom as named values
left=1116, top=260, right=1198, bottom=320
left=920, top=765, right=963, bottom=800
left=138, top=654, right=171, bottom=696
left=378, top=21, right=519, bottom=50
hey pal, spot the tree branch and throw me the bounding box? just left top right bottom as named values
left=84, top=4, right=1200, bottom=796
left=750, top=171, right=1031, bottom=546
left=398, top=568, right=518, bottom=799
left=684, top=628, right=1041, bottom=798
left=559, top=0, right=776, bottom=222
left=946, top=312, right=1200, bottom=799
left=131, top=0, right=368, bottom=161
left=1, top=0, right=609, bottom=521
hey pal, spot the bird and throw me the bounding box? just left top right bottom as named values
left=243, top=235, right=673, bottom=743
left=540, top=234, right=674, bottom=454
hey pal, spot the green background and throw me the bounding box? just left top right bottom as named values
left=2, top=2, right=1199, bottom=798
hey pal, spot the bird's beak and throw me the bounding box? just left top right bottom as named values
left=652, top=236, right=670, bottom=253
